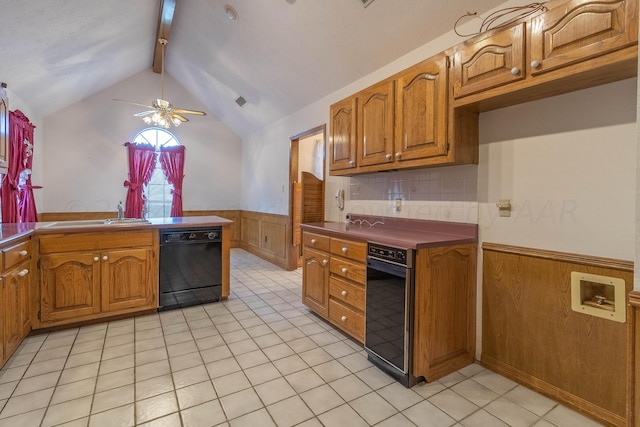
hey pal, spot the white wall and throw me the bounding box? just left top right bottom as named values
left=42, top=69, right=242, bottom=213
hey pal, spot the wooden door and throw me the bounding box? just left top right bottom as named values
left=358, top=80, right=395, bottom=167
left=4, top=270, right=22, bottom=358
left=302, top=247, right=330, bottom=317
left=453, top=23, right=526, bottom=98
left=101, top=248, right=156, bottom=313
left=529, top=0, right=638, bottom=76
left=40, top=252, right=101, bottom=323
left=329, top=97, right=357, bottom=171
left=394, top=54, right=450, bottom=162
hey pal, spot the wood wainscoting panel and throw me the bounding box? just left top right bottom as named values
left=482, top=243, right=633, bottom=427
left=629, top=291, right=640, bottom=427
left=240, top=211, right=290, bottom=270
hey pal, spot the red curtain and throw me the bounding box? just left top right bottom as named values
left=159, top=145, right=185, bottom=217
left=2, top=110, right=37, bottom=223
left=123, top=142, right=157, bottom=218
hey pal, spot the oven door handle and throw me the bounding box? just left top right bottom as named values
left=367, top=256, right=408, bottom=278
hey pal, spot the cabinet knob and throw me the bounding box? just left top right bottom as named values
left=322, top=259, right=328, bottom=265
left=19, top=250, right=28, bottom=256
left=93, top=256, right=99, bottom=262
left=341, top=290, right=347, bottom=297
left=311, top=238, right=316, bottom=245
left=385, top=153, right=392, bottom=161
left=341, top=267, right=348, bottom=273
left=395, top=152, right=401, bottom=159
left=341, top=247, right=348, bottom=254
left=349, top=160, right=355, bottom=166
left=510, top=67, right=520, bottom=75
left=531, top=60, right=540, bottom=68
left=102, top=255, right=108, bottom=261
left=18, top=269, right=28, bottom=277
left=341, top=315, right=347, bottom=322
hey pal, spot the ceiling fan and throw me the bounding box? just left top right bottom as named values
left=114, top=38, right=206, bottom=128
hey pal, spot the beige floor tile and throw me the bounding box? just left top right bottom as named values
left=267, top=395, right=314, bottom=427
left=136, top=374, right=175, bottom=400
left=229, top=408, right=275, bottom=427
left=285, top=368, right=325, bottom=394
left=137, top=411, right=181, bottom=427
left=135, top=391, right=179, bottom=424
left=243, top=362, right=281, bottom=386
left=172, top=364, right=210, bottom=389
left=23, top=357, right=66, bottom=379
left=312, top=360, right=351, bottom=383
left=0, top=365, right=28, bottom=384
left=403, top=400, right=456, bottom=427
left=298, top=347, right=333, bottom=367
left=485, top=397, right=540, bottom=427
left=104, top=333, right=134, bottom=349
left=228, top=339, right=259, bottom=356
left=253, top=333, right=284, bottom=349
left=544, top=404, right=604, bottom=427
left=65, top=350, right=102, bottom=369
left=169, top=352, right=203, bottom=372
left=350, top=391, right=398, bottom=425
left=12, top=371, right=60, bottom=396
left=205, top=357, right=242, bottom=379
left=254, top=378, right=297, bottom=406
left=180, top=400, right=226, bottom=427
left=503, top=385, right=557, bottom=417
left=135, top=328, right=164, bottom=342
left=377, top=381, right=423, bottom=411
left=95, top=367, right=134, bottom=393
left=459, top=409, right=509, bottom=427
left=135, top=337, right=166, bottom=353
left=0, top=382, right=16, bottom=400
left=429, top=389, right=479, bottom=421
left=194, top=334, right=225, bottom=351
left=200, top=346, right=233, bottom=364
left=191, top=326, right=220, bottom=339
left=41, top=395, right=92, bottom=427
left=91, top=384, right=134, bottom=414
left=0, top=387, right=54, bottom=419
left=451, top=378, right=499, bottom=407
left=273, top=354, right=308, bottom=376
left=355, top=366, right=395, bottom=390
left=136, top=348, right=168, bottom=366
left=471, top=370, right=518, bottom=395
left=50, top=377, right=97, bottom=405
left=375, top=412, right=418, bottom=427
left=234, top=350, right=269, bottom=369
left=167, top=340, right=198, bottom=358
left=136, top=359, right=171, bottom=382
left=0, top=408, right=45, bottom=427
left=88, top=403, right=134, bottom=427
left=317, top=403, right=369, bottom=427
left=98, top=355, right=134, bottom=376
left=32, top=345, right=72, bottom=363
left=219, top=388, right=263, bottom=420
left=299, top=384, right=345, bottom=415
left=58, top=363, right=100, bottom=386
left=328, top=374, right=372, bottom=402
left=176, top=380, right=217, bottom=410
left=213, top=371, right=251, bottom=397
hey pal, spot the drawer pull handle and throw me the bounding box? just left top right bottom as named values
left=18, top=269, right=28, bottom=277
left=510, top=67, right=520, bottom=75
left=311, top=239, right=316, bottom=245
left=102, top=255, right=108, bottom=261
left=341, top=267, right=348, bottom=273
left=341, top=290, right=347, bottom=296
left=341, top=316, right=347, bottom=322
left=19, top=250, right=28, bottom=256
left=322, top=259, right=328, bottom=265
left=531, top=60, right=540, bottom=68
left=93, top=256, right=99, bottom=262
left=341, top=247, right=348, bottom=254
left=385, top=153, right=392, bottom=161
left=349, top=160, right=355, bottom=166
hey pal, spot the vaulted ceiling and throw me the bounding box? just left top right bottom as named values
left=1, top=0, right=506, bottom=138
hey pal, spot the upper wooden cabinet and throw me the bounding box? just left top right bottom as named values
left=329, top=97, right=357, bottom=172
left=452, top=0, right=638, bottom=106
left=357, top=80, right=395, bottom=167
left=453, top=23, right=526, bottom=98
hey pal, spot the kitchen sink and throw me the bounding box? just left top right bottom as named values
left=43, top=218, right=151, bottom=228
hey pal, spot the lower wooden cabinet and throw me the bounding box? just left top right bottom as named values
left=302, top=230, right=366, bottom=343
left=36, top=231, right=158, bottom=328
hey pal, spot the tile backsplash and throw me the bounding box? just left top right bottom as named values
left=340, top=165, right=479, bottom=224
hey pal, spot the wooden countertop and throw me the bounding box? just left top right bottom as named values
left=0, top=216, right=233, bottom=245
left=301, top=215, right=477, bottom=249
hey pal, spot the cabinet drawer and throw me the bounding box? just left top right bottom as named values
left=39, top=231, right=155, bottom=254
left=330, top=257, right=366, bottom=285
left=330, top=276, right=365, bottom=311
left=3, top=239, right=31, bottom=270
left=330, top=238, right=366, bottom=262
left=329, top=299, right=364, bottom=342
left=303, top=232, right=330, bottom=252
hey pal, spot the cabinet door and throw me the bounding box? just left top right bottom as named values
left=453, top=23, right=526, bottom=98
left=15, top=261, right=31, bottom=337
left=530, top=0, right=637, bottom=76
left=101, top=248, right=157, bottom=313
left=358, top=80, right=395, bottom=167
left=4, top=271, right=21, bottom=358
left=302, top=247, right=330, bottom=317
left=395, top=54, right=450, bottom=162
left=40, top=252, right=101, bottom=323
left=329, top=96, right=357, bottom=171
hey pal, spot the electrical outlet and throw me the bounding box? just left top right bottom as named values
left=395, top=198, right=402, bottom=212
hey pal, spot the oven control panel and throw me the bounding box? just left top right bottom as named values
left=368, top=243, right=409, bottom=266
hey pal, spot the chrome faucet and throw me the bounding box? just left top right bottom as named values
left=117, top=201, right=124, bottom=220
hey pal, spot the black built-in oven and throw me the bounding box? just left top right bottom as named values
left=365, top=242, right=420, bottom=387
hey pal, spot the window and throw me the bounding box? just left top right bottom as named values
left=132, top=127, right=180, bottom=218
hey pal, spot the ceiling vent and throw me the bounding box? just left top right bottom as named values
left=361, top=0, right=375, bottom=7
left=235, top=96, right=247, bottom=107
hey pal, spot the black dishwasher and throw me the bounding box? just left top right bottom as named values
left=159, top=227, right=222, bottom=311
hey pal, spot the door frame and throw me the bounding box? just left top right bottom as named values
left=288, top=124, right=326, bottom=270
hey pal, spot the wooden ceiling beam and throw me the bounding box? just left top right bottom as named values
left=152, top=0, right=177, bottom=73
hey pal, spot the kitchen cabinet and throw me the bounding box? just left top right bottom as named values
left=0, top=237, right=33, bottom=369
left=452, top=0, right=638, bottom=107
left=302, top=230, right=366, bottom=342
left=329, top=96, right=357, bottom=172
left=0, top=86, right=8, bottom=174
left=413, top=243, right=477, bottom=381
left=357, top=80, right=395, bottom=167
left=37, top=230, right=158, bottom=328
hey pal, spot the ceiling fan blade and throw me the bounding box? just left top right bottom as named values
left=170, top=113, right=189, bottom=122
left=113, top=99, right=154, bottom=109
left=133, top=110, right=160, bottom=117
left=173, top=108, right=206, bottom=116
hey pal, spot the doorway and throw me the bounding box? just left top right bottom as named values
left=289, top=125, right=326, bottom=269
